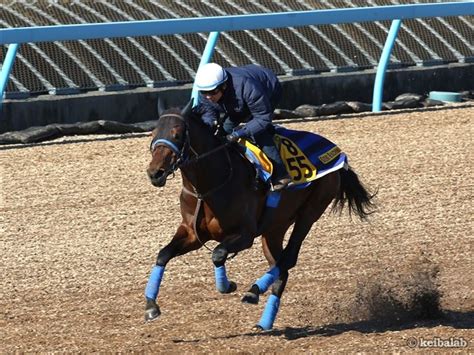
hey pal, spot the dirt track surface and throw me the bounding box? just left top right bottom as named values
left=1, top=107, right=473, bottom=353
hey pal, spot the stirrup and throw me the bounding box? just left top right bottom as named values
left=271, top=177, right=292, bottom=192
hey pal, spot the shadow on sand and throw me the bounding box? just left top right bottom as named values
left=171, top=310, right=473, bottom=343
left=258, top=310, right=473, bottom=340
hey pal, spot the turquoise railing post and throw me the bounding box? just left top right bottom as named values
left=191, top=31, right=220, bottom=107
left=0, top=43, right=20, bottom=108
left=372, top=19, right=402, bottom=112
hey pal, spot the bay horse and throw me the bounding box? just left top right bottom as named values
left=144, top=100, right=375, bottom=330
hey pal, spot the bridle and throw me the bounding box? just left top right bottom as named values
left=150, top=113, right=188, bottom=181
left=150, top=113, right=233, bottom=199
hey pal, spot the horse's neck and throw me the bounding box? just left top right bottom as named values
left=181, top=119, right=260, bottom=231
left=187, top=119, right=219, bottom=157
left=182, top=119, right=233, bottom=195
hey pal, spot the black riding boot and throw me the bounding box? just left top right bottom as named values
left=263, top=145, right=292, bottom=191
left=256, top=131, right=291, bottom=191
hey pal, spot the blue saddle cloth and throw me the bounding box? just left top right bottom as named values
left=241, top=126, right=348, bottom=190
left=274, top=126, right=347, bottom=186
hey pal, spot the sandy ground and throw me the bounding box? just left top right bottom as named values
left=1, top=106, right=473, bottom=353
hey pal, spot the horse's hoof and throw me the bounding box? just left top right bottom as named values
left=253, top=324, right=265, bottom=332
left=144, top=305, right=161, bottom=322
left=241, top=292, right=259, bottom=304
left=218, top=281, right=237, bottom=294
left=225, top=281, right=237, bottom=293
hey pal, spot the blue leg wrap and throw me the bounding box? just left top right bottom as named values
left=214, top=265, right=230, bottom=293
left=258, top=294, right=281, bottom=330
left=145, top=265, right=165, bottom=300
left=266, top=191, right=281, bottom=208
left=255, top=266, right=280, bottom=294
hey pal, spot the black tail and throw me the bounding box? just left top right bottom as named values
left=332, top=165, right=377, bottom=220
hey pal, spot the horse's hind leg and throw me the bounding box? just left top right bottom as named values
left=254, top=217, right=315, bottom=330
left=241, top=225, right=288, bottom=305
left=145, top=224, right=201, bottom=321
left=256, top=182, right=337, bottom=330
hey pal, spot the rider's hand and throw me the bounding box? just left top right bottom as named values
left=226, top=131, right=242, bottom=143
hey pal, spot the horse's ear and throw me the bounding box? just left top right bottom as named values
left=180, top=98, right=194, bottom=118
left=157, top=97, right=166, bottom=117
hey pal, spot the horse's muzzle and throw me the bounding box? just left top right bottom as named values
left=148, top=169, right=168, bottom=187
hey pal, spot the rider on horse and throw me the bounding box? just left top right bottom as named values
left=193, top=63, right=292, bottom=191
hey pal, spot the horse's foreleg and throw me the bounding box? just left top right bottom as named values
left=212, top=244, right=237, bottom=294
left=145, top=224, right=200, bottom=321
left=212, top=232, right=255, bottom=294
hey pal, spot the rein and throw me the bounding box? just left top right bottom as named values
left=182, top=141, right=230, bottom=165
left=182, top=145, right=234, bottom=200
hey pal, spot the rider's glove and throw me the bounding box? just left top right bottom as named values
left=226, top=130, right=243, bottom=143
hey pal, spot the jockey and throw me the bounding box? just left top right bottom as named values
left=193, top=62, right=291, bottom=191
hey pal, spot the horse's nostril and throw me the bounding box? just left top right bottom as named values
left=148, top=168, right=165, bottom=180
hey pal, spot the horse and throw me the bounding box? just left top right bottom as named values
left=144, top=100, right=375, bottom=330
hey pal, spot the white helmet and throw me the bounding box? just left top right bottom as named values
left=194, top=63, right=228, bottom=91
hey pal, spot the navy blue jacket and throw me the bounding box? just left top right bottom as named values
left=195, top=64, right=282, bottom=137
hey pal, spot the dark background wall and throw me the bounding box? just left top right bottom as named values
left=280, top=63, right=473, bottom=108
